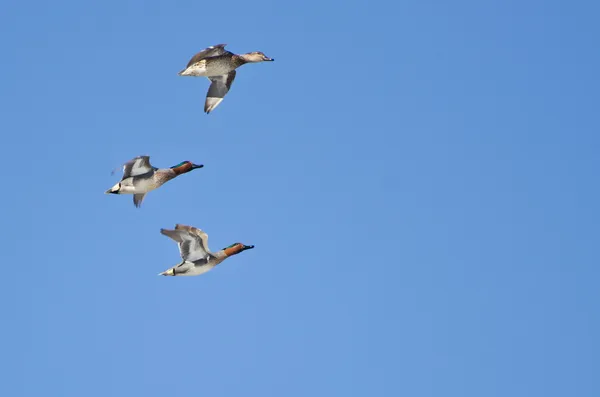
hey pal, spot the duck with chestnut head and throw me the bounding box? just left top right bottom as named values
left=178, top=43, right=275, bottom=113
left=159, top=224, right=254, bottom=277
left=105, top=156, right=204, bottom=207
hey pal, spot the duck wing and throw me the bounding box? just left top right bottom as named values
left=133, top=193, right=146, bottom=208
left=161, top=225, right=214, bottom=263
left=118, top=156, right=156, bottom=179
left=174, top=224, right=212, bottom=253
left=204, top=70, right=236, bottom=114
left=185, top=44, right=229, bottom=68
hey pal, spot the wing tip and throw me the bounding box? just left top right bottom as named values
left=204, top=97, right=224, bottom=114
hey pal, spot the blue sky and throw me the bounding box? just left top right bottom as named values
left=1, top=0, right=599, bottom=396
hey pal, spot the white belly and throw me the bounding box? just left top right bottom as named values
left=187, top=264, right=216, bottom=276
left=119, top=177, right=156, bottom=194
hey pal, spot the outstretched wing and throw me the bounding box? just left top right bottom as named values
left=133, top=193, right=146, bottom=208
left=205, top=71, right=236, bottom=113
left=175, top=224, right=211, bottom=253
left=119, top=156, right=155, bottom=179
left=161, top=225, right=214, bottom=263
left=185, top=44, right=229, bottom=68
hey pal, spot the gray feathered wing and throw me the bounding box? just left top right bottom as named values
left=117, top=156, right=156, bottom=208
left=119, top=156, right=156, bottom=180
left=205, top=71, right=237, bottom=113
left=181, top=44, right=229, bottom=72
left=160, top=224, right=216, bottom=265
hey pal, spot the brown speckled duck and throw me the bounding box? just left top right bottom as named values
left=178, top=43, right=274, bottom=113
left=105, top=156, right=203, bottom=207
left=159, top=224, right=254, bottom=276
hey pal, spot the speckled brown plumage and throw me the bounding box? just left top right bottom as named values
left=178, top=43, right=274, bottom=113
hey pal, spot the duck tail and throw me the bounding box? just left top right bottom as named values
left=159, top=268, right=175, bottom=276
left=105, top=182, right=121, bottom=194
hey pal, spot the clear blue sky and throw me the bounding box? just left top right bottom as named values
left=1, top=0, right=598, bottom=396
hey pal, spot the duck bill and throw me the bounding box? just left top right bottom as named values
left=191, top=164, right=204, bottom=169
left=243, top=245, right=255, bottom=251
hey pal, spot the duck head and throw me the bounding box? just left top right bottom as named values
left=171, top=161, right=204, bottom=175
left=240, top=51, right=274, bottom=63
left=222, top=243, right=255, bottom=257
